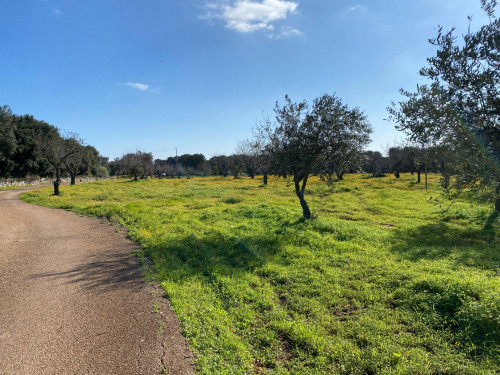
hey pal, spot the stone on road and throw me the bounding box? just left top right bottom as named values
left=0, top=187, right=193, bottom=375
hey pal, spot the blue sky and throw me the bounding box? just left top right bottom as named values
left=0, top=0, right=491, bottom=160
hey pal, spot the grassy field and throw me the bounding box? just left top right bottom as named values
left=22, top=174, right=499, bottom=374
left=0, top=184, right=35, bottom=190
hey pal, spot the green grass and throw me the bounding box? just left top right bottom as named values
left=22, top=174, right=499, bottom=374
left=0, top=184, right=30, bottom=190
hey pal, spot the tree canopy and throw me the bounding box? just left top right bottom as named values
left=0, top=106, right=57, bottom=178
left=256, top=93, right=372, bottom=219
left=118, top=151, right=154, bottom=180
left=33, top=130, right=84, bottom=195
left=0, top=105, right=106, bottom=195
left=389, top=0, right=500, bottom=210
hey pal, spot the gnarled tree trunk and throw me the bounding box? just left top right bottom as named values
left=294, top=176, right=311, bottom=219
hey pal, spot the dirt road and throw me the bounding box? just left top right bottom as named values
left=0, top=187, right=193, bottom=374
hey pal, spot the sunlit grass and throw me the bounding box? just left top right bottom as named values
left=22, top=174, right=499, bottom=374
left=0, top=185, right=22, bottom=190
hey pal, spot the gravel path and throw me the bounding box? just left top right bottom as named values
left=0, top=187, right=194, bottom=375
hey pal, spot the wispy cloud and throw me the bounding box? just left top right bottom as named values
left=126, top=82, right=149, bottom=91
left=201, top=0, right=300, bottom=36
left=269, top=26, right=302, bottom=39
left=149, top=86, right=163, bottom=94
left=52, top=7, right=63, bottom=16
left=341, top=4, right=368, bottom=18
left=347, top=4, right=366, bottom=13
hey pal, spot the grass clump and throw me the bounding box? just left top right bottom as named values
left=22, top=174, right=500, bottom=374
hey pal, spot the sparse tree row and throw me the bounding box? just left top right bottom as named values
left=0, top=105, right=105, bottom=195
left=0, top=104, right=446, bottom=192
left=2, top=96, right=474, bottom=213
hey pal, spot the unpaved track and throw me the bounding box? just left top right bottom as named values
left=0, top=187, right=193, bottom=375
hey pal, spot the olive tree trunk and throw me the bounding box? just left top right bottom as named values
left=53, top=166, right=61, bottom=196
left=294, top=176, right=311, bottom=220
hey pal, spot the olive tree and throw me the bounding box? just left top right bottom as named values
left=65, top=145, right=99, bottom=185
left=257, top=94, right=372, bottom=219
left=120, top=151, right=153, bottom=180
left=235, top=140, right=259, bottom=179
left=361, top=151, right=387, bottom=177
left=250, top=116, right=275, bottom=185
left=389, top=0, right=500, bottom=210
left=388, top=147, right=405, bottom=178
left=209, top=155, right=230, bottom=177
left=33, top=130, right=83, bottom=195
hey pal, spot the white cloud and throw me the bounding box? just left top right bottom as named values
left=201, top=0, right=300, bottom=35
left=126, top=82, right=149, bottom=91
left=348, top=4, right=366, bottom=12
left=52, top=7, right=63, bottom=15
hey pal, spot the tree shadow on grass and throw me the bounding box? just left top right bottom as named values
left=146, top=231, right=288, bottom=283
left=391, top=211, right=499, bottom=269
left=27, top=209, right=304, bottom=295
left=29, top=250, right=146, bottom=293
left=484, top=211, right=499, bottom=231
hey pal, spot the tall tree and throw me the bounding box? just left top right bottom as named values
left=389, top=0, right=500, bottom=210
left=258, top=94, right=372, bottom=219
left=0, top=109, right=55, bottom=178
left=0, top=106, right=17, bottom=177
